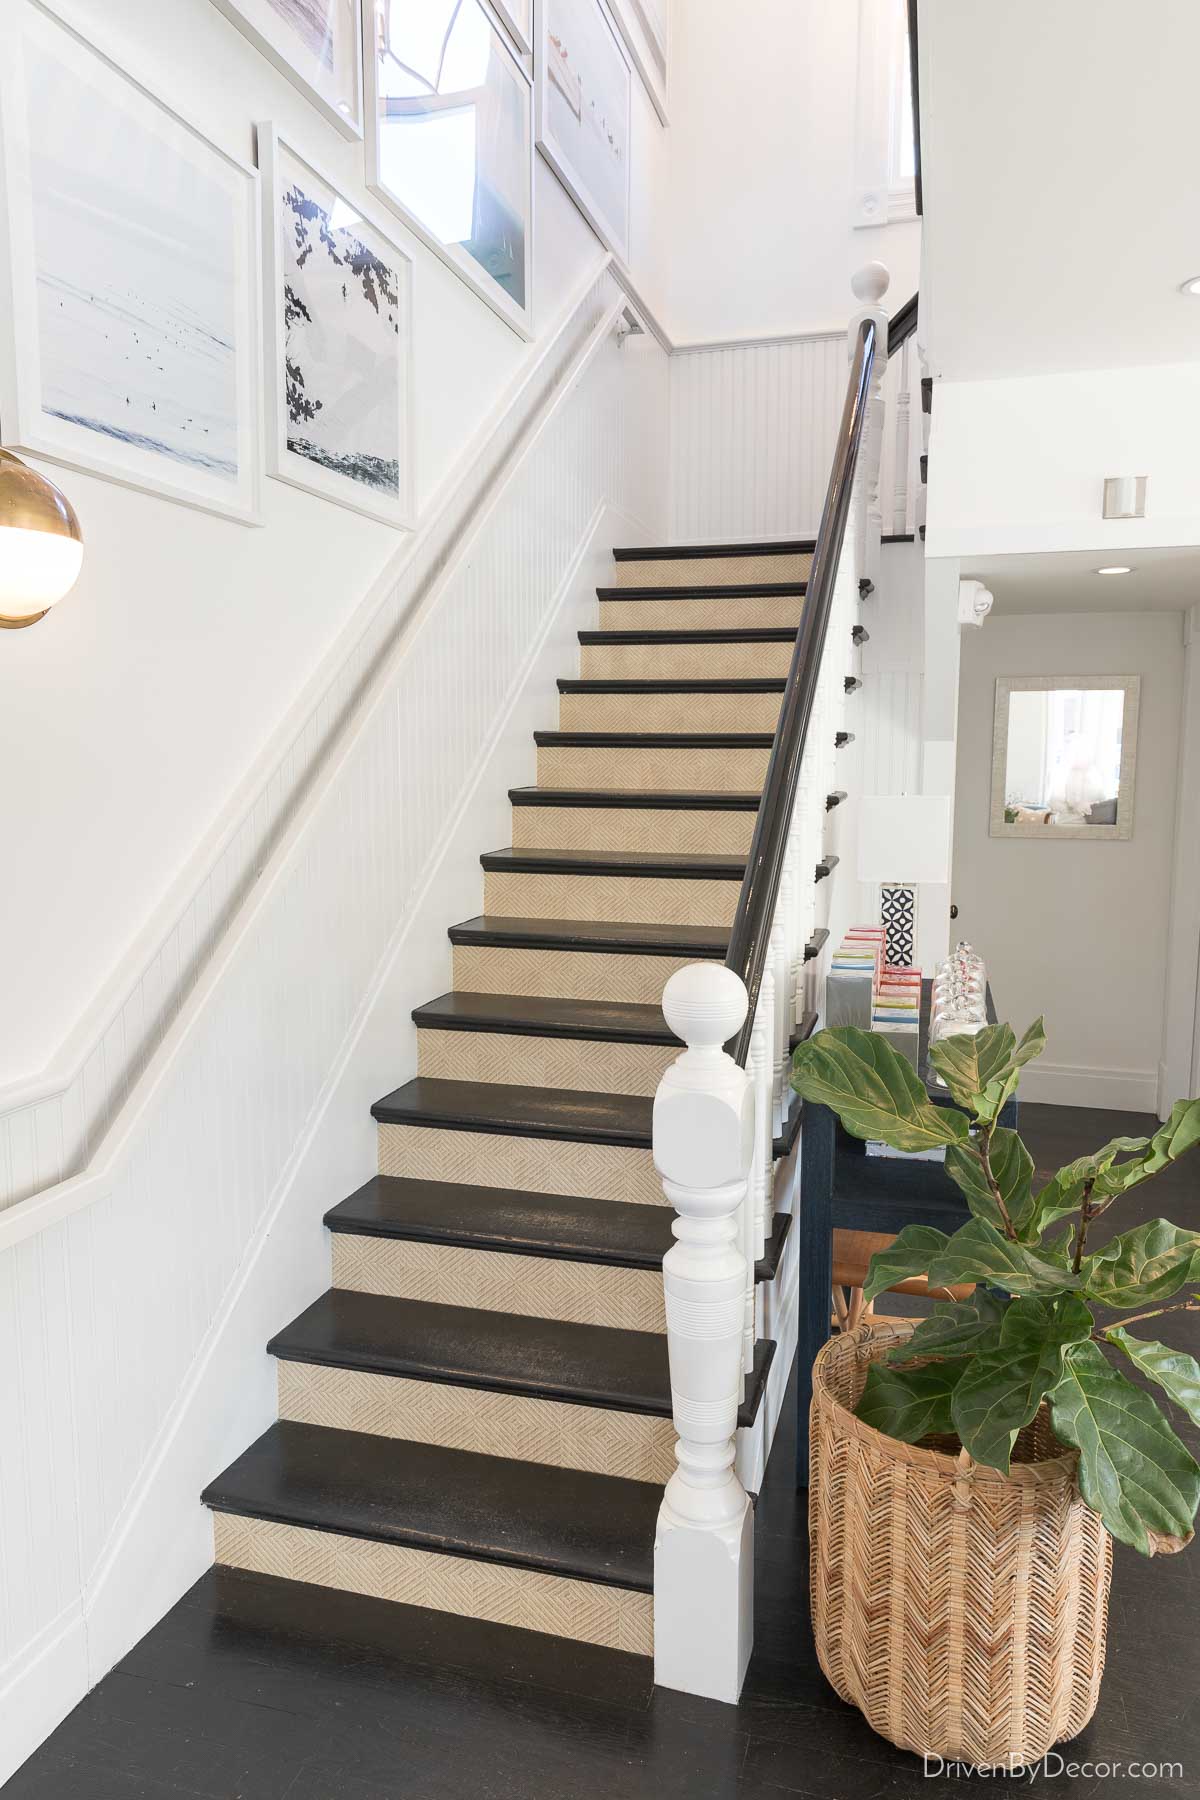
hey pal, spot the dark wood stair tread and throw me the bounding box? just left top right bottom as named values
left=412, top=991, right=677, bottom=1044
left=371, top=1077, right=653, bottom=1147
left=268, top=1290, right=774, bottom=1428
left=203, top=1422, right=660, bottom=1592
left=447, top=915, right=729, bottom=957
left=596, top=583, right=807, bottom=601
left=558, top=678, right=786, bottom=694
left=508, top=786, right=763, bottom=812
left=578, top=627, right=798, bottom=646
left=534, top=730, right=774, bottom=749
left=612, top=539, right=816, bottom=560
left=480, top=846, right=746, bottom=879
left=325, top=1175, right=675, bottom=1268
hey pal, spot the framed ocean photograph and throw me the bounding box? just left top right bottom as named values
left=0, top=1, right=262, bottom=524
left=211, top=0, right=364, bottom=139
left=258, top=125, right=413, bottom=527
left=536, top=0, right=631, bottom=263
left=609, top=0, right=667, bottom=123
left=363, top=0, right=534, bottom=339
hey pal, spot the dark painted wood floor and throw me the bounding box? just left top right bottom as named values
left=7, top=1105, right=1199, bottom=1799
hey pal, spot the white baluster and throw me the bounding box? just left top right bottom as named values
left=653, top=964, right=755, bottom=1706
left=769, top=909, right=789, bottom=1138
left=746, top=986, right=771, bottom=1371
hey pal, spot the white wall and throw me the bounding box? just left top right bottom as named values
left=0, top=0, right=671, bottom=1094
left=952, top=610, right=1184, bottom=1111
left=664, top=0, right=920, bottom=344
left=926, top=362, right=1200, bottom=560
left=0, top=280, right=669, bottom=1785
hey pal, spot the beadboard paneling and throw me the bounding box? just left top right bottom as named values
left=0, top=275, right=667, bottom=1781
left=0, top=273, right=652, bottom=1215
left=666, top=334, right=845, bottom=544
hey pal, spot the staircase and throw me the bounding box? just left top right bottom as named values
left=200, top=539, right=829, bottom=1661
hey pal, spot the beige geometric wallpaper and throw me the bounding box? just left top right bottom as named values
left=333, top=1233, right=667, bottom=1331
left=277, top=1360, right=676, bottom=1482
left=377, top=1122, right=665, bottom=1205
left=213, top=1514, right=654, bottom=1655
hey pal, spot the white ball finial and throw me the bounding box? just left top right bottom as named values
left=662, top=963, right=749, bottom=1050
left=851, top=261, right=890, bottom=305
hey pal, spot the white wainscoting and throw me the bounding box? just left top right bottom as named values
left=0, top=275, right=668, bottom=1785
left=666, top=333, right=847, bottom=544
left=0, top=264, right=646, bottom=1216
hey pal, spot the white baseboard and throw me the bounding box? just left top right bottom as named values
left=0, top=1604, right=87, bottom=1786
left=1018, top=1061, right=1159, bottom=1113
left=3, top=500, right=638, bottom=1787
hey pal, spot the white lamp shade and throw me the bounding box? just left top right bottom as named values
left=0, top=524, right=83, bottom=614
left=857, top=795, right=953, bottom=884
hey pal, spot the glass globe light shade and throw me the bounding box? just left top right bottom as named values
left=0, top=450, right=84, bottom=627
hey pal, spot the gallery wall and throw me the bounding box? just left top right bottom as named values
left=952, top=609, right=1184, bottom=1112
left=0, top=0, right=671, bottom=1092
left=662, top=0, right=921, bottom=344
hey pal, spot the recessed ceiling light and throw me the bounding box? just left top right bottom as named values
left=1096, top=565, right=1133, bottom=576
left=1179, top=276, right=1200, bottom=297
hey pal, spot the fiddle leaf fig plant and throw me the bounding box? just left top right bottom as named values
left=791, top=1022, right=1200, bottom=1556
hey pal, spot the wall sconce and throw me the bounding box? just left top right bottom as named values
left=0, top=449, right=84, bottom=628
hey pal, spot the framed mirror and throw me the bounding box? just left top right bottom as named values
left=989, top=675, right=1140, bottom=840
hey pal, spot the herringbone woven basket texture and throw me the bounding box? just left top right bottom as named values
left=809, top=1321, right=1112, bottom=1767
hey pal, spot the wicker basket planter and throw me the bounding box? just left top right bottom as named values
left=810, top=1320, right=1113, bottom=1767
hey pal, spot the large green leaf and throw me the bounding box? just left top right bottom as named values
left=791, top=1028, right=969, bottom=1153
left=945, top=1129, right=1038, bottom=1240
left=950, top=1295, right=1093, bottom=1473
left=926, top=1217, right=1082, bottom=1297
left=1082, top=1220, right=1200, bottom=1309
left=861, top=1224, right=950, bottom=1304
left=1106, top=1328, right=1200, bottom=1430
left=1034, top=1103, right=1200, bottom=1232
left=1033, top=1135, right=1152, bottom=1231
left=928, top=1024, right=1021, bottom=1110
left=857, top=1359, right=965, bottom=1442
left=1048, top=1342, right=1200, bottom=1554
left=887, top=1288, right=1007, bottom=1363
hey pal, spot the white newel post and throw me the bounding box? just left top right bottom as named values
left=849, top=263, right=891, bottom=598
left=653, top=964, right=756, bottom=1705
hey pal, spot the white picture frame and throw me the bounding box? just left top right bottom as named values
left=989, top=675, right=1141, bottom=842
left=210, top=0, right=364, bottom=140
left=608, top=0, right=667, bottom=124
left=492, top=0, right=534, bottom=56
left=0, top=0, right=262, bottom=525
left=363, top=0, right=535, bottom=341
left=258, top=124, right=414, bottom=528
left=536, top=0, right=632, bottom=265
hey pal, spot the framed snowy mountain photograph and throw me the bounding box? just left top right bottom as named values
left=258, top=125, right=413, bottom=526
left=211, top=0, right=364, bottom=139
left=0, top=1, right=262, bottom=523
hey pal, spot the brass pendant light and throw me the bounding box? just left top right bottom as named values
left=0, top=449, right=84, bottom=628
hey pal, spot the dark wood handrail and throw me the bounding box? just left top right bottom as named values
left=724, top=318, right=879, bottom=1065
left=889, top=291, right=918, bottom=348
left=907, top=0, right=922, bottom=216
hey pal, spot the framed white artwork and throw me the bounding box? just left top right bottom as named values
left=363, top=0, right=534, bottom=340
left=210, top=0, right=364, bottom=139
left=536, top=0, right=632, bottom=264
left=258, top=125, right=413, bottom=527
left=0, top=1, right=262, bottom=524
left=609, top=0, right=667, bottom=124
left=492, top=0, right=533, bottom=56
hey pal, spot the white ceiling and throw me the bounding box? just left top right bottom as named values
left=920, top=0, right=1200, bottom=380
left=960, top=546, right=1200, bottom=615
